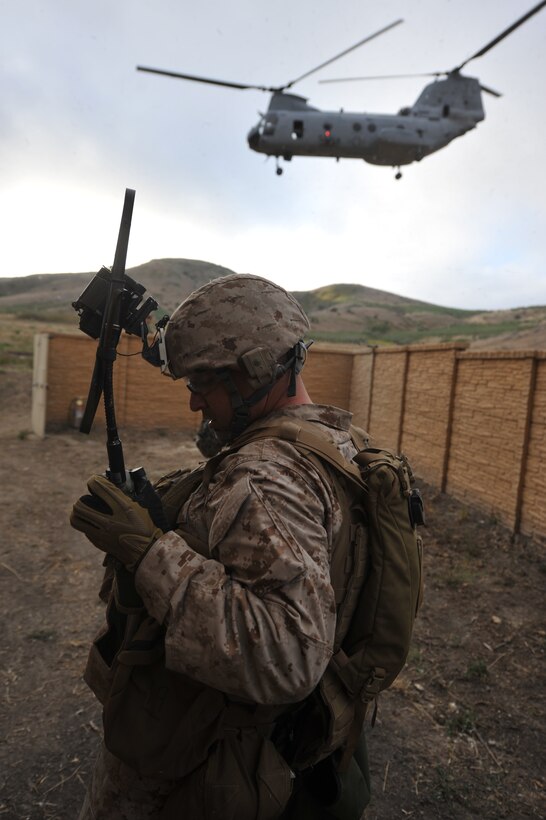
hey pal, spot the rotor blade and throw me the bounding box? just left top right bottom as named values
left=137, top=65, right=273, bottom=92
left=454, top=0, right=546, bottom=72
left=480, top=83, right=502, bottom=98
left=284, top=19, right=404, bottom=89
left=319, top=72, right=441, bottom=84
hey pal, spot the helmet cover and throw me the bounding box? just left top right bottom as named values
left=165, top=274, right=310, bottom=381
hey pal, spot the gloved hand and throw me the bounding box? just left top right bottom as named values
left=70, top=475, right=164, bottom=571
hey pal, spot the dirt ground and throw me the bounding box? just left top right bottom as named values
left=1, top=368, right=545, bottom=820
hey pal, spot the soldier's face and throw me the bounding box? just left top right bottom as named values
left=186, top=370, right=250, bottom=435
left=188, top=384, right=230, bottom=434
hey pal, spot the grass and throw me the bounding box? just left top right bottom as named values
left=407, top=643, right=426, bottom=674
left=0, top=312, right=75, bottom=370
left=440, top=554, right=480, bottom=590
left=26, top=629, right=57, bottom=642
left=465, top=659, right=489, bottom=682
left=446, top=708, right=476, bottom=736
left=308, top=317, right=540, bottom=347
left=432, top=765, right=470, bottom=804
left=16, top=308, right=76, bottom=323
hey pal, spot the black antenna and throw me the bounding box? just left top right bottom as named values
left=79, top=188, right=135, bottom=486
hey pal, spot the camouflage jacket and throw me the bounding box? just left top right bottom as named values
left=135, top=404, right=358, bottom=706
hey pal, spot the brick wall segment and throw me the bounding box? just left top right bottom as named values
left=399, top=346, right=464, bottom=487
left=303, top=346, right=355, bottom=411
left=39, top=335, right=546, bottom=540
left=348, top=350, right=374, bottom=429
left=43, top=335, right=360, bottom=432
left=46, top=335, right=100, bottom=427
left=445, top=355, right=537, bottom=530
left=368, top=348, right=409, bottom=449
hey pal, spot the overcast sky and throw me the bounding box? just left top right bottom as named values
left=1, top=0, right=545, bottom=309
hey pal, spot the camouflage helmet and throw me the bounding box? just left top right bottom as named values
left=164, top=274, right=310, bottom=387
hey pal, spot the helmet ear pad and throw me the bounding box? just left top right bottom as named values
left=238, top=347, right=278, bottom=390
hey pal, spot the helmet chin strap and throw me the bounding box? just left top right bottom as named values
left=218, top=340, right=313, bottom=442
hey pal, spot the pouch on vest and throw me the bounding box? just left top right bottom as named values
left=161, top=727, right=293, bottom=820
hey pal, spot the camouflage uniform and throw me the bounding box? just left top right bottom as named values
left=75, top=275, right=371, bottom=818
left=79, top=404, right=369, bottom=818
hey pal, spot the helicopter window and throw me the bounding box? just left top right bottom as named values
left=291, top=120, right=304, bottom=140
left=263, top=121, right=276, bottom=136
left=442, top=104, right=450, bottom=117
left=353, top=122, right=361, bottom=132
left=367, top=123, right=376, bottom=133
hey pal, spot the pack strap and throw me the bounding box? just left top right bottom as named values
left=336, top=666, right=386, bottom=773
left=337, top=700, right=369, bottom=774
left=230, top=417, right=366, bottom=490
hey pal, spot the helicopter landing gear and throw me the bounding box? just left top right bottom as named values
left=275, top=158, right=283, bottom=176
left=395, top=167, right=402, bottom=180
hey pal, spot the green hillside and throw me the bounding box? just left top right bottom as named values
left=0, top=261, right=544, bottom=370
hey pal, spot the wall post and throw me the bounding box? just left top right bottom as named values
left=441, top=350, right=460, bottom=493
left=397, top=349, right=410, bottom=452
left=31, top=333, right=49, bottom=438
left=366, top=345, right=377, bottom=432
left=514, top=355, right=538, bottom=534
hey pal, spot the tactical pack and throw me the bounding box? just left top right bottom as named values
left=230, top=417, right=425, bottom=772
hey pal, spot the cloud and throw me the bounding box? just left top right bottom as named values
left=1, top=0, right=545, bottom=311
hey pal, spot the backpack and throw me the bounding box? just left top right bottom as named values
left=229, top=417, right=425, bottom=772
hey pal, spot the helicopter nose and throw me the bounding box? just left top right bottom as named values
left=247, top=126, right=260, bottom=151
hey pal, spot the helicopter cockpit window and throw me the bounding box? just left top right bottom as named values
left=291, top=120, right=304, bottom=140
left=260, top=114, right=277, bottom=136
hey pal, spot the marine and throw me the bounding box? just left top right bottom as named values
left=71, top=274, right=371, bottom=818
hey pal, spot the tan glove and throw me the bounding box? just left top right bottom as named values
left=70, top=475, right=164, bottom=571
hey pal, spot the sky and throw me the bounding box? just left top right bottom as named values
left=1, top=0, right=545, bottom=310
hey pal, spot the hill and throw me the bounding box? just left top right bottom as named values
left=0, top=260, right=544, bottom=368
left=292, top=283, right=546, bottom=348
left=0, top=259, right=236, bottom=322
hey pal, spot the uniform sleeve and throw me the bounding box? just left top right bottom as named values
left=135, top=454, right=337, bottom=705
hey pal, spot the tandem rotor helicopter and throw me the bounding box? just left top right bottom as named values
left=137, top=2, right=546, bottom=178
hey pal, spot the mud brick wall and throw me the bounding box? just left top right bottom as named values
left=367, top=348, right=409, bottom=449
left=37, top=334, right=546, bottom=539
left=44, top=333, right=199, bottom=432
left=44, top=335, right=101, bottom=428
left=41, top=335, right=359, bottom=432
left=348, top=350, right=374, bottom=429
left=302, top=344, right=357, bottom=412
left=400, top=345, right=465, bottom=488
left=444, top=352, right=540, bottom=531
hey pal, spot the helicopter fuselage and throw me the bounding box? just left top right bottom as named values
left=248, top=77, right=485, bottom=167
